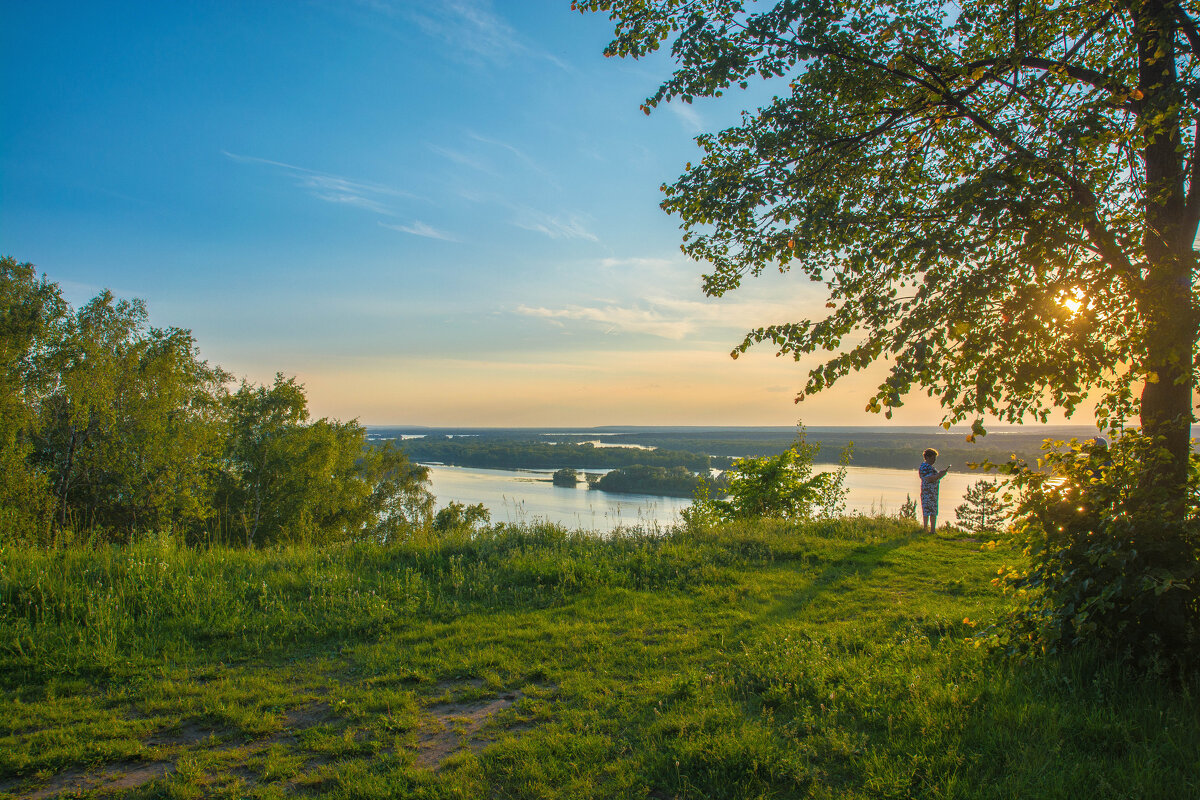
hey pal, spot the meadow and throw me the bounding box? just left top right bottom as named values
left=1, top=518, right=1197, bottom=799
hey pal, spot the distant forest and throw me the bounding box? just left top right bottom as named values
left=377, top=425, right=1101, bottom=472
left=394, top=435, right=721, bottom=472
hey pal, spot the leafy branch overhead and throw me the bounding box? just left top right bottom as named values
left=579, top=0, right=1200, bottom=444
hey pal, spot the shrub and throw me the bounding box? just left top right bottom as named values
left=432, top=501, right=490, bottom=532
left=991, top=433, right=1200, bottom=670
left=685, top=428, right=850, bottom=523
left=955, top=479, right=1008, bottom=533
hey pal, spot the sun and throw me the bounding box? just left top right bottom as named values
left=1057, top=288, right=1087, bottom=316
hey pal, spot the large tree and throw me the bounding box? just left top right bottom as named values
left=32, top=291, right=228, bottom=536
left=579, top=0, right=1200, bottom=507
left=217, top=375, right=433, bottom=546
left=0, top=257, right=67, bottom=535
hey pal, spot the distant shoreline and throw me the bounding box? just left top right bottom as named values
left=372, top=425, right=1109, bottom=472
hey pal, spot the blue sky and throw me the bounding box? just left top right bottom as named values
left=2, top=1, right=1029, bottom=426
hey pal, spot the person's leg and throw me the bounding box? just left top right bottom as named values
left=929, top=513, right=937, bottom=535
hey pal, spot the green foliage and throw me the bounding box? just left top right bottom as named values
left=989, top=434, right=1200, bottom=669
left=581, top=0, right=1200, bottom=666
left=0, top=258, right=433, bottom=548
left=0, top=257, right=66, bottom=538
left=361, top=441, right=435, bottom=539
left=592, top=464, right=703, bottom=497
left=580, top=1, right=1200, bottom=515
left=432, top=501, right=490, bottom=532
left=954, top=480, right=1008, bottom=533
left=694, top=430, right=850, bottom=522
left=215, top=376, right=433, bottom=546
left=26, top=290, right=229, bottom=540
left=899, top=494, right=917, bottom=521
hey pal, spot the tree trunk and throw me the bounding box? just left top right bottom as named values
left=1139, top=280, right=1195, bottom=507
left=56, top=424, right=76, bottom=530
left=1137, top=0, right=1196, bottom=515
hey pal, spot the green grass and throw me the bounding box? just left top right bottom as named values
left=1, top=518, right=1197, bottom=799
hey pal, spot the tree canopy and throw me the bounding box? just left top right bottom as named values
left=0, top=256, right=433, bottom=546
left=580, top=0, right=1199, bottom=494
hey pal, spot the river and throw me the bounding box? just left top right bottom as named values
left=424, top=464, right=992, bottom=533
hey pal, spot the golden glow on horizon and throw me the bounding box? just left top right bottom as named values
left=271, top=349, right=1093, bottom=428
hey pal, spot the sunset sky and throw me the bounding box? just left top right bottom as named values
left=1, top=2, right=1084, bottom=427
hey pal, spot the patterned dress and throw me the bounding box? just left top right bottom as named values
left=918, top=462, right=939, bottom=514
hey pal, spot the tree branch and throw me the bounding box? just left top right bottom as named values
left=1064, top=8, right=1120, bottom=62
left=961, top=56, right=1134, bottom=105
left=1175, top=4, right=1200, bottom=57
left=1185, top=116, right=1200, bottom=231
left=936, top=86, right=1143, bottom=286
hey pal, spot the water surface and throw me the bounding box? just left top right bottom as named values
left=425, top=464, right=991, bottom=533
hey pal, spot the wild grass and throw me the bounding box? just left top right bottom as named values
left=1, top=517, right=1196, bottom=799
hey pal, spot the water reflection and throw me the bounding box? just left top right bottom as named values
left=424, top=464, right=991, bottom=533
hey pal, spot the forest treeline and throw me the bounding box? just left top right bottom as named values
left=1, top=257, right=432, bottom=546
left=377, top=428, right=1057, bottom=472
left=396, top=435, right=723, bottom=472
left=577, top=433, right=1047, bottom=470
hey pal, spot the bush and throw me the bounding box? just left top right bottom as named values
left=685, top=428, right=850, bottom=524
left=432, top=501, right=490, bottom=532
left=991, top=433, right=1200, bottom=670
left=955, top=479, right=1008, bottom=533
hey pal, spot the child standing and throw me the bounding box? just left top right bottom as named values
left=918, top=448, right=950, bottom=533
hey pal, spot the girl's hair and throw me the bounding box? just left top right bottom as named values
left=923, top=448, right=938, bottom=460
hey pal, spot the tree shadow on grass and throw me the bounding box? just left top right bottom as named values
left=763, top=535, right=916, bottom=624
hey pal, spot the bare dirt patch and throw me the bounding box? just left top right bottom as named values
left=267, top=701, right=335, bottom=744
left=146, top=718, right=232, bottom=747
left=8, top=684, right=540, bottom=796
left=413, top=690, right=526, bottom=770
left=9, top=700, right=339, bottom=799
left=17, top=761, right=172, bottom=800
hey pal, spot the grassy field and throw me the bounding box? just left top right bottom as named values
left=1, top=518, right=1196, bottom=799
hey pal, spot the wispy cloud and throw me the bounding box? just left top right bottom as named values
left=343, top=0, right=569, bottom=70
left=466, top=131, right=557, bottom=185
left=597, top=256, right=677, bottom=271
left=668, top=101, right=705, bottom=134
left=379, top=220, right=457, bottom=241
left=511, top=208, right=598, bottom=241
left=514, top=275, right=829, bottom=342
left=222, top=151, right=412, bottom=215
left=409, top=0, right=517, bottom=63
left=428, top=144, right=497, bottom=176
left=517, top=303, right=692, bottom=340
